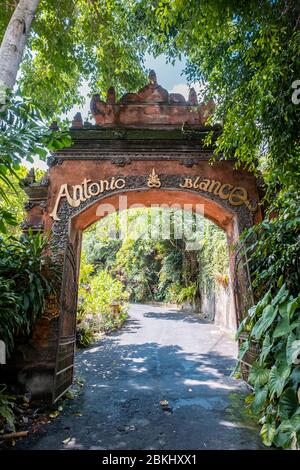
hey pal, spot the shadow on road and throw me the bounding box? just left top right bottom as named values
left=142, top=309, right=210, bottom=324
left=15, top=306, right=265, bottom=450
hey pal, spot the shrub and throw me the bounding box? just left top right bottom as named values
left=77, top=266, right=129, bottom=347
left=0, top=231, right=59, bottom=356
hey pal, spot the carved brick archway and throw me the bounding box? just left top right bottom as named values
left=18, top=73, right=262, bottom=401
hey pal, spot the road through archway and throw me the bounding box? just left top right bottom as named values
left=17, top=304, right=265, bottom=450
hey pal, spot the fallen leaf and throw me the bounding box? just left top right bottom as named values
left=49, top=411, right=60, bottom=419
left=160, top=399, right=173, bottom=413
left=62, top=437, right=71, bottom=445
left=160, top=400, right=169, bottom=406
left=125, top=425, right=136, bottom=432
left=65, top=390, right=75, bottom=400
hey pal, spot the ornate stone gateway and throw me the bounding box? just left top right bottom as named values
left=20, top=73, right=262, bottom=401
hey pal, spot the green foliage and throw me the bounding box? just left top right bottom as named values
left=244, top=197, right=300, bottom=297
left=79, top=269, right=128, bottom=318
left=0, top=166, right=45, bottom=238
left=0, top=231, right=60, bottom=356
left=0, top=385, right=15, bottom=432
left=82, top=208, right=228, bottom=308
left=197, top=222, right=229, bottom=294
left=138, top=0, right=300, bottom=194
left=175, top=283, right=197, bottom=305
left=0, top=93, right=71, bottom=233
left=76, top=322, right=95, bottom=348
left=77, top=255, right=129, bottom=347
left=237, top=284, right=300, bottom=449
left=0, top=0, right=147, bottom=117
left=0, top=167, right=27, bottom=235
left=115, top=236, right=161, bottom=302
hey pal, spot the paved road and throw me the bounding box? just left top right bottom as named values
left=18, top=304, right=266, bottom=450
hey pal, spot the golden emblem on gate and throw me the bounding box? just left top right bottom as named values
left=147, top=169, right=161, bottom=188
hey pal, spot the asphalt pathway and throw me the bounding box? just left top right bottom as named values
left=17, top=304, right=266, bottom=450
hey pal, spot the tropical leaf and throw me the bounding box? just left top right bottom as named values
left=254, top=290, right=272, bottom=316
left=273, top=317, right=291, bottom=338
left=235, top=316, right=248, bottom=340
left=237, top=339, right=249, bottom=360
left=251, top=305, right=278, bottom=340
left=251, top=387, right=268, bottom=414
left=286, top=334, right=300, bottom=365
left=278, top=300, right=289, bottom=318
left=268, top=362, right=291, bottom=399
left=278, top=388, right=299, bottom=420
left=271, top=284, right=289, bottom=306
left=248, top=363, right=270, bottom=387
left=260, top=421, right=276, bottom=447
left=259, top=333, right=273, bottom=364
left=287, top=297, right=300, bottom=318
left=273, top=415, right=300, bottom=449
left=289, top=366, right=300, bottom=389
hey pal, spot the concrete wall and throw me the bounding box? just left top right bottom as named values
left=201, top=283, right=236, bottom=331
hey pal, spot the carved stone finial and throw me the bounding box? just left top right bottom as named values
left=148, top=70, right=157, bottom=86
left=71, top=112, right=83, bottom=128
left=188, top=88, right=198, bottom=106
left=49, top=121, right=59, bottom=131
left=107, top=87, right=116, bottom=104
left=21, top=168, right=35, bottom=187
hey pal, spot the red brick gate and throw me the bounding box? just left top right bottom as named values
left=18, top=73, right=262, bottom=401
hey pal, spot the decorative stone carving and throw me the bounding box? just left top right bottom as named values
left=46, top=151, right=214, bottom=164
left=21, top=168, right=35, bottom=187
left=71, top=112, right=83, bottom=129
left=39, top=200, right=48, bottom=210
left=107, top=87, right=116, bottom=104
left=111, top=157, right=132, bottom=166
left=20, top=220, right=44, bottom=231
left=23, top=183, right=48, bottom=200
left=147, top=169, right=161, bottom=188
left=39, top=175, right=50, bottom=187
left=24, top=201, right=38, bottom=211
left=90, top=71, right=215, bottom=127
left=188, top=88, right=198, bottom=106
left=24, top=199, right=47, bottom=211
left=47, top=155, right=63, bottom=167
left=178, top=158, right=199, bottom=168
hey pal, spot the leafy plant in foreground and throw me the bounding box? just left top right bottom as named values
left=237, top=283, right=300, bottom=449
left=0, top=385, right=15, bottom=432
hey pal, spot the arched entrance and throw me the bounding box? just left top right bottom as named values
left=20, top=73, right=262, bottom=401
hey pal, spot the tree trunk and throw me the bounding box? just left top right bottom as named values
left=0, top=0, right=40, bottom=90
